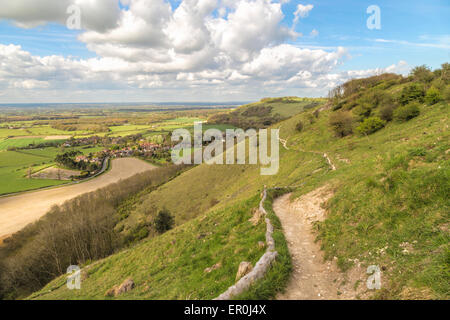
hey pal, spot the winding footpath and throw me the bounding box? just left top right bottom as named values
left=274, top=189, right=365, bottom=300
left=274, top=134, right=367, bottom=299
left=0, top=158, right=155, bottom=239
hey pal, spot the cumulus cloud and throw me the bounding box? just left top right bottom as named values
left=0, top=0, right=411, bottom=102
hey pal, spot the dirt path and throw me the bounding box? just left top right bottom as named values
left=274, top=187, right=367, bottom=300
left=277, top=135, right=336, bottom=171
left=0, top=158, right=155, bottom=239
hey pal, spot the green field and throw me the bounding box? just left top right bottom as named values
left=0, top=146, right=104, bottom=195
left=0, top=137, right=68, bottom=151
left=0, top=126, right=77, bottom=139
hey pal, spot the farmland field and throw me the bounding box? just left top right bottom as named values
left=0, top=146, right=104, bottom=195
left=0, top=137, right=69, bottom=151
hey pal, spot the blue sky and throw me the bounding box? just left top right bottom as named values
left=0, top=0, right=448, bottom=103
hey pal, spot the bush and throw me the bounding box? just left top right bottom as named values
left=379, top=105, right=396, bottom=122
left=295, top=121, right=304, bottom=132
left=352, top=103, right=373, bottom=121
left=356, top=117, right=386, bottom=135
left=393, top=103, right=420, bottom=122
left=154, top=209, right=175, bottom=234
left=399, top=83, right=425, bottom=105
left=329, top=111, right=354, bottom=137
left=425, top=87, right=442, bottom=105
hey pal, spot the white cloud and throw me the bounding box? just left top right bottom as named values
left=294, top=4, right=314, bottom=24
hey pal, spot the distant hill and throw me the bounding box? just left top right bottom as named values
left=208, top=96, right=325, bottom=129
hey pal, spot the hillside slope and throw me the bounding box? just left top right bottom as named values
left=29, top=69, right=450, bottom=300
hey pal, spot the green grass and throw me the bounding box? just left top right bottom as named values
left=0, top=150, right=67, bottom=195
left=29, top=195, right=267, bottom=300
left=0, top=138, right=68, bottom=151
left=0, top=126, right=78, bottom=139
left=0, top=138, right=46, bottom=151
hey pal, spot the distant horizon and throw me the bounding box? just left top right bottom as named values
left=0, top=101, right=251, bottom=108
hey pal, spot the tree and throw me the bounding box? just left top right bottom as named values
left=410, top=65, right=434, bottom=83
left=329, top=111, right=354, bottom=137
left=154, top=209, right=175, bottom=234
left=295, top=121, right=304, bottom=132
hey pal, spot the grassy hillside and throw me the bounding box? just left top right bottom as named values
left=24, top=67, right=450, bottom=300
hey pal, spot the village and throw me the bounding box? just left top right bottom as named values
left=71, top=138, right=171, bottom=168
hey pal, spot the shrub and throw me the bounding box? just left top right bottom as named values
left=379, top=105, right=396, bottom=121
left=329, top=111, right=354, bottom=137
left=356, top=117, right=386, bottom=135
left=425, top=87, right=442, bottom=105
left=399, top=83, right=425, bottom=105
left=154, top=209, right=175, bottom=234
left=393, top=103, right=420, bottom=122
left=295, top=121, right=304, bottom=132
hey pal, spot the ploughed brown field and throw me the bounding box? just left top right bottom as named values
left=0, top=158, right=155, bottom=239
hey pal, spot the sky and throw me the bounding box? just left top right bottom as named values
left=0, top=0, right=449, bottom=103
